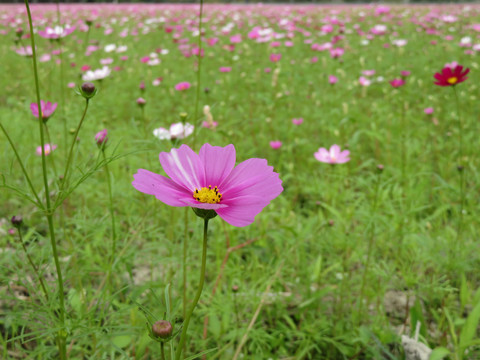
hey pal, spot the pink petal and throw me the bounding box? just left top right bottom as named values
left=216, top=196, right=270, bottom=227
left=132, top=169, right=191, bottom=207
left=159, top=144, right=205, bottom=191
left=199, top=143, right=236, bottom=186
left=219, top=158, right=283, bottom=202
left=330, top=144, right=341, bottom=158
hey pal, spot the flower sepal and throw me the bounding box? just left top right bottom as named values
left=192, top=208, right=217, bottom=220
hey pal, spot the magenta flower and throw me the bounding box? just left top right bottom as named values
left=95, top=129, right=108, bottom=148
left=424, top=107, right=434, bottom=115
left=219, top=67, right=232, bottom=73
left=36, top=143, right=57, bottom=156
left=328, top=75, right=338, bottom=84
left=132, top=144, right=283, bottom=227
left=269, top=141, right=282, bottom=149
left=175, top=82, right=191, bottom=91
left=30, top=100, right=57, bottom=121
left=389, top=78, right=405, bottom=88
left=400, top=70, right=411, bottom=77
left=292, top=118, right=304, bottom=125
left=270, top=53, right=282, bottom=63
left=314, top=145, right=350, bottom=164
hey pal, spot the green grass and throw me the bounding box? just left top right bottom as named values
left=1, top=3, right=480, bottom=359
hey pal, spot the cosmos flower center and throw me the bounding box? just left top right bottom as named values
left=193, top=185, right=222, bottom=204
left=447, top=77, right=458, bottom=84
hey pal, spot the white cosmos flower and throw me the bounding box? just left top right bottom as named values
left=82, top=66, right=111, bottom=81
left=153, top=123, right=194, bottom=140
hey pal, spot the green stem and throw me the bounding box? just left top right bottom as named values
left=16, top=228, right=49, bottom=301
left=175, top=218, right=209, bottom=360
left=357, top=169, right=382, bottom=323
left=58, top=99, right=89, bottom=204
left=183, top=208, right=188, bottom=323
left=103, top=150, right=117, bottom=262
left=192, top=0, right=204, bottom=149
left=452, top=87, right=464, bottom=248
left=0, top=122, right=43, bottom=208
left=24, top=1, right=66, bottom=358
left=161, top=342, right=166, bottom=360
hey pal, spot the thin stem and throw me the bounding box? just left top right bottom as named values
left=357, top=169, right=382, bottom=323
left=453, top=87, right=464, bottom=248
left=102, top=150, right=117, bottom=263
left=0, top=122, right=43, bottom=208
left=183, top=208, right=188, bottom=323
left=160, top=342, right=166, bottom=360
left=24, top=1, right=66, bottom=358
left=16, top=228, right=49, bottom=301
left=175, top=218, right=209, bottom=360
left=192, top=0, right=204, bottom=149
left=58, top=99, right=89, bottom=203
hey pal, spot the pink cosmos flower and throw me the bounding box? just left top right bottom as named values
left=270, top=53, right=282, bottom=62
left=400, top=70, right=411, bottom=77
left=219, top=67, right=232, bottom=73
left=424, top=107, right=434, bottom=115
left=269, top=141, right=282, bottom=149
left=132, top=144, right=283, bottom=227
left=36, top=143, right=57, bottom=156
left=202, top=121, right=218, bottom=129
left=292, top=118, right=303, bottom=125
left=153, top=123, right=194, bottom=140
left=175, top=82, right=191, bottom=91
left=30, top=100, right=57, bottom=121
left=314, top=145, right=350, bottom=164
left=389, top=78, right=405, bottom=88
left=329, top=47, right=344, bottom=58
left=329, top=75, right=338, bottom=84
left=359, top=76, right=371, bottom=87
left=362, top=70, right=375, bottom=76
left=95, top=129, right=108, bottom=147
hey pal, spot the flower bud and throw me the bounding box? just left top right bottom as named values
left=139, top=81, right=145, bottom=92
left=377, top=164, right=384, bottom=172
left=232, top=285, right=239, bottom=293
left=137, top=97, right=146, bottom=107
left=152, top=320, right=173, bottom=339
left=95, top=129, right=108, bottom=149
left=11, top=216, right=23, bottom=228
left=457, top=165, right=464, bottom=172
left=79, top=82, right=97, bottom=99
left=204, top=87, right=210, bottom=94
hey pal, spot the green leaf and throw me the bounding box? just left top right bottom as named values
left=459, top=300, right=480, bottom=352
left=410, top=299, right=427, bottom=339
left=111, top=335, right=131, bottom=349
left=429, top=347, right=450, bottom=360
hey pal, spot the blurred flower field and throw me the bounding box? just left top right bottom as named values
left=0, top=2, right=479, bottom=359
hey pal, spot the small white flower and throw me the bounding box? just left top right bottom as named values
left=104, top=44, right=116, bottom=53
left=82, top=66, right=111, bottom=81
left=153, top=123, right=194, bottom=140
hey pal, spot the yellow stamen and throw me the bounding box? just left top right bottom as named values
left=447, top=77, right=458, bottom=84
left=193, top=185, right=222, bottom=204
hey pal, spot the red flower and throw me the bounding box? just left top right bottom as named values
left=434, top=65, right=470, bottom=86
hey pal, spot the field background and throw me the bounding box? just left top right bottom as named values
left=0, top=3, right=479, bottom=359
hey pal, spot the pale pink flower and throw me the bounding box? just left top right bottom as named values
left=314, top=145, right=350, bottom=164
left=36, top=143, right=57, bottom=156
left=30, top=100, right=57, bottom=120
left=292, top=118, right=303, bottom=125
left=359, top=76, right=371, bottom=87
left=424, top=107, right=434, bottom=115
left=153, top=123, right=194, bottom=140
left=329, top=75, right=338, bottom=84
left=38, top=25, right=75, bottom=39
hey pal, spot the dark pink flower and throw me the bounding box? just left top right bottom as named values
left=269, top=141, right=282, bottom=149
left=329, top=75, right=338, bottom=84
left=434, top=65, right=469, bottom=86
left=424, top=107, right=434, bottom=115
left=389, top=78, right=405, bottom=88
left=270, top=53, right=282, bottom=62
left=175, top=82, right=191, bottom=91
left=314, top=145, right=350, bottom=164
left=30, top=100, right=57, bottom=121
left=132, top=144, right=283, bottom=227
left=219, top=67, right=232, bottom=73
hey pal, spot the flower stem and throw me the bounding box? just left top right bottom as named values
left=192, top=0, right=204, bottom=149
left=16, top=227, right=49, bottom=301
left=161, top=342, right=166, bottom=360
left=102, top=150, right=117, bottom=264
left=58, top=99, right=89, bottom=202
left=357, top=168, right=382, bottom=323
left=183, top=208, right=188, bottom=322
left=452, top=87, right=465, bottom=249
left=175, top=218, right=209, bottom=360
left=24, top=1, right=66, bottom=358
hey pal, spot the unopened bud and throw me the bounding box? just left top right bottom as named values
left=377, top=164, right=384, bottom=172
left=15, top=28, right=23, bottom=37
left=152, top=320, right=173, bottom=339
left=328, top=219, right=334, bottom=227
left=95, top=129, right=108, bottom=148
left=139, top=81, right=145, bottom=91
left=457, top=165, right=464, bottom=172
left=204, top=87, right=210, bottom=94
left=179, top=112, right=188, bottom=123
left=137, top=97, right=146, bottom=107
left=232, top=285, right=239, bottom=293
left=11, top=216, right=23, bottom=228
left=79, top=82, right=97, bottom=99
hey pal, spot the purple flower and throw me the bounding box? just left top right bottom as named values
left=30, top=100, right=57, bottom=121
left=132, top=144, right=283, bottom=227
left=314, top=144, right=350, bottom=164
